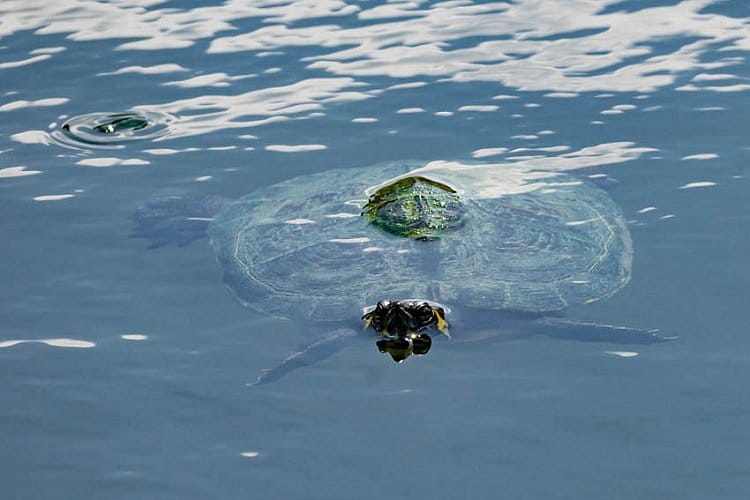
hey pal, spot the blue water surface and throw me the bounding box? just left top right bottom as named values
left=1, top=1, right=749, bottom=498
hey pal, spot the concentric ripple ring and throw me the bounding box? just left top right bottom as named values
left=55, top=110, right=174, bottom=148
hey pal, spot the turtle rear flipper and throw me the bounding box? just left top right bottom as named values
left=130, top=195, right=228, bottom=248
left=533, top=317, right=674, bottom=345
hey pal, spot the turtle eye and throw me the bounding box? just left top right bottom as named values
left=416, top=304, right=433, bottom=323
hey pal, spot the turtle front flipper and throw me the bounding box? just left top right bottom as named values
left=250, top=328, right=359, bottom=386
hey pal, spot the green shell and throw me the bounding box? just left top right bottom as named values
left=362, top=176, right=464, bottom=240
left=209, top=161, right=632, bottom=321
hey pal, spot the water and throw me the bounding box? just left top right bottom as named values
left=1, top=1, right=749, bottom=498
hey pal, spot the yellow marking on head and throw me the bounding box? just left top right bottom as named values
left=433, top=309, right=451, bottom=338
left=362, top=315, right=373, bottom=330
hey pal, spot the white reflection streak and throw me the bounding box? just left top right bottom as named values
left=0, top=54, right=51, bottom=69
left=2, top=1, right=748, bottom=93
left=330, top=237, right=370, bottom=244
left=692, top=73, right=737, bottom=82
left=209, top=0, right=750, bottom=92
left=0, top=98, right=68, bottom=112
left=10, top=130, right=52, bottom=145
left=33, top=194, right=74, bottom=201
left=472, top=148, right=508, bottom=158
left=680, top=181, right=716, bottom=189
left=75, top=158, right=150, bottom=167
left=284, top=218, right=315, bottom=225
left=0, top=166, right=41, bottom=178
left=136, top=78, right=371, bottom=139
left=163, top=72, right=255, bottom=88
left=0, top=338, right=95, bottom=348
left=29, top=46, right=65, bottom=55
left=121, top=334, right=148, bottom=341
left=387, top=142, right=655, bottom=200
left=0, top=0, right=360, bottom=49
left=681, top=153, right=718, bottom=161
left=677, top=84, right=750, bottom=92
left=457, top=105, right=498, bottom=112
left=605, top=351, right=638, bottom=358
left=98, top=64, right=188, bottom=76
left=266, top=144, right=327, bottom=152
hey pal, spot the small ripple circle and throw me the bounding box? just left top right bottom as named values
left=56, top=110, right=173, bottom=148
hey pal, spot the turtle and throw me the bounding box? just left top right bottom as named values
left=132, top=160, right=668, bottom=384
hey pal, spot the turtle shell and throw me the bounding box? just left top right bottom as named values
left=362, top=175, right=465, bottom=240
left=208, top=160, right=631, bottom=321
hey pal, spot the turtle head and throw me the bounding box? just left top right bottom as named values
left=362, top=176, right=464, bottom=240
left=362, top=300, right=450, bottom=363
left=362, top=300, right=448, bottom=336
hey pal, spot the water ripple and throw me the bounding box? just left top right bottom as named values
left=2, top=0, right=747, bottom=94
left=53, top=110, right=174, bottom=149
